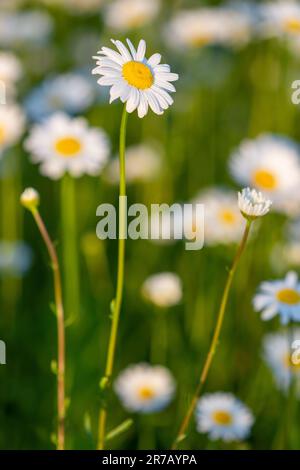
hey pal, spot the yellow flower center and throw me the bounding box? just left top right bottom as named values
left=138, top=386, right=155, bottom=400
left=276, top=288, right=300, bottom=305
left=122, top=61, right=154, bottom=90
left=55, top=136, right=82, bottom=157
left=253, top=169, right=277, bottom=190
left=189, top=34, right=212, bottom=47
left=0, top=124, right=5, bottom=145
left=213, top=410, right=232, bottom=426
left=284, top=353, right=300, bottom=370
left=219, top=209, right=237, bottom=225
left=285, top=18, right=300, bottom=34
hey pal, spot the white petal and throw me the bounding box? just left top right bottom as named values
left=126, top=88, right=140, bottom=113
left=137, top=93, right=148, bottom=118
left=261, top=304, right=278, bottom=321
left=145, top=90, right=163, bottom=115
left=126, top=38, right=137, bottom=60
left=111, top=39, right=132, bottom=61
left=148, top=53, right=161, bottom=67
left=136, top=39, right=146, bottom=61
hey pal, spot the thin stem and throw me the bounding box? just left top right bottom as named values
left=32, top=209, right=66, bottom=451
left=60, top=175, right=80, bottom=320
left=172, top=219, right=252, bottom=449
left=98, top=106, right=128, bottom=450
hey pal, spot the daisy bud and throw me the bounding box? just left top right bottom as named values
left=238, top=187, right=272, bottom=220
left=20, top=187, right=40, bottom=212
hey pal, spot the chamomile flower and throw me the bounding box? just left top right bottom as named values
left=0, top=104, right=26, bottom=156
left=253, top=271, right=300, bottom=324
left=194, top=188, right=244, bottom=246
left=230, top=134, right=300, bottom=214
left=142, top=272, right=182, bottom=308
left=104, top=143, right=161, bottom=184
left=238, top=187, right=272, bottom=220
left=0, top=52, right=22, bottom=92
left=263, top=331, right=300, bottom=395
left=92, top=39, right=178, bottom=118
left=25, top=73, right=95, bottom=121
left=104, top=0, right=160, bottom=31
left=258, top=0, right=300, bottom=39
left=165, top=8, right=253, bottom=50
left=114, top=363, right=176, bottom=413
left=24, top=113, right=110, bottom=179
left=0, top=11, right=53, bottom=47
left=196, top=393, right=254, bottom=442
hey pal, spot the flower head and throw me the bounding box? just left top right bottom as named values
left=194, top=188, right=244, bottom=246
left=229, top=134, right=300, bottom=214
left=25, top=113, right=110, bottom=179
left=196, top=392, right=254, bottom=442
left=92, top=39, right=178, bottom=118
left=0, top=104, right=25, bottom=156
left=142, top=272, right=182, bottom=308
left=20, top=188, right=40, bottom=212
left=238, top=187, right=272, bottom=220
left=114, top=363, right=176, bottom=413
left=25, top=73, right=95, bottom=121
left=253, top=271, right=300, bottom=324
left=165, top=7, right=253, bottom=50
left=259, top=0, right=300, bottom=39
left=263, top=331, right=300, bottom=396
left=104, top=0, right=160, bottom=31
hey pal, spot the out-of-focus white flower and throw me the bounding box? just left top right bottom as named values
left=0, top=104, right=26, bottom=156
left=142, top=272, right=182, bottom=308
left=20, top=188, right=40, bottom=212
left=229, top=134, right=300, bottom=215
left=258, top=0, right=300, bottom=38
left=114, top=363, right=176, bottom=413
left=194, top=188, right=244, bottom=246
left=165, top=8, right=253, bottom=50
left=196, top=392, right=254, bottom=442
left=0, top=241, right=33, bottom=277
left=25, top=73, right=95, bottom=121
left=238, top=187, right=272, bottom=219
left=25, top=113, right=110, bottom=179
left=263, top=331, right=300, bottom=395
left=92, top=38, right=178, bottom=118
left=253, top=271, right=300, bottom=324
left=0, top=11, right=53, bottom=47
left=104, top=143, right=161, bottom=184
left=104, top=0, right=160, bottom=31
left=0, top=52, right=22, bottom=90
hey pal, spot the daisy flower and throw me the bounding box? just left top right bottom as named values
left=196, top=392, right=254, bottom=442
left=24, top=73, right=95, bottom=121
left=229, top=134, right=300, bottom=214
left=104, top=143, right=161, bottom=184
left=142, top=272, right=182, bottom=308
left=0, top=104, right=26, bottom=155
left=253, top=271, right=300, bottom=324
left=194, top=188, right=244, bottom=246
left=104, top=0, right=160, bottom=31
left=0, top=11, right=53, bottom=47
left=165, top=8, right=253, bottom=50
left=92, top=38, right=178, bottom=118
left=0, top=52, right=22, bottom=91
left=263, top=331, right=300, bottom=396
left=24, top=113, right=110, bottom=179
left=238, top=187, right=272, bottom=220
left=114, top=363, right=176, bottom=413
left=258, top=0, right=300, bottom=38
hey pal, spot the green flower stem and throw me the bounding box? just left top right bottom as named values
left=172, top=219, right=252, bottom=449
left=31, top=209, right=66, bottom=450
left=60, top=175, right=80, bottom=320
left=98, top=106, right=128, bottom=450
